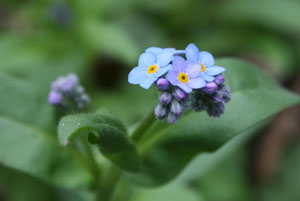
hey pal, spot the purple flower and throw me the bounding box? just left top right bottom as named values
left=166, top=56, right=205, bottom=93
left=185, top=43, right=226, bottom=82
left=128, top=48, right=175, bottom=89
left=48, top=73, right=90, bottom=110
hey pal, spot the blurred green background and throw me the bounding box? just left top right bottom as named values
left=0, top=0, right=300, bottom=201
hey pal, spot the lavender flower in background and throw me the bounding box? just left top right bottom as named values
left=48, top=73, right=90, bottom=110
left=48, top=3, right=72, bottom=27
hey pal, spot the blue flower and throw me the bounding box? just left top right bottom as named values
left=185, top=43, right=226, bottom=82
left=128, top=48, right=175, bottom=89
left=166, top=56, right=205, bottom=93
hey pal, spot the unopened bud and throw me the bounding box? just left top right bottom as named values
left=156, top=78, right=170, bottom=91
left=160, top=92, right=172, bottom=105
left=203, top=82, right=218, bottom=94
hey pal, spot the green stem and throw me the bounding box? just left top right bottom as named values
left=96, top=165, right=122, bottom=201
left=131, top=110, right=156, bottom=143
left=79, top=135, right=100, bottom=178
left=94, top=109, right=158, bottom=201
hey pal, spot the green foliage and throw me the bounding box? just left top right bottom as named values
left=126, top=58, right=300, bottom=186
left=0, top=73, right=55, bottom=131
left=58, top=113, right=140, bottom=173
left=0, top=73, right=92, bottom=189
left=0, top=117, right=92, bottom=189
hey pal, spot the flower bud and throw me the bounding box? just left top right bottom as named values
left=160, top=92, right=172, bottom=105
left=173, top=88, right=186, bottom=100
left=167, top=112, right=178, bottom=124
left=213, top=94, right=223, bottom=103
left=170, top=100, right=182, bottom=116
left=218, top=85, right=231, bottom=103
left=156, top=78, right=170, bottom=91
left=207, top=102, right=225, bottom=117
left=48, top=91, right=62, bottom=105
left=155, top=103, right=167, bottom=120
left=214, top=74, right=225, bottom=85
left=203, top=82, right=218, bottom=94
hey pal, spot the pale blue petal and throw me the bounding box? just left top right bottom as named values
left=186, top=63, right=201, bottom=78
left=206, top=66, right=226, bottom=76
left=199, top=51, right=214, bottom=66
left=187, top=77, right=205, bottom=89
left=156, top=49, right=175, bottom=66
left=199, top=72, right=214, bottom=82
left=185, top=43, right=199, bottom=63
left=128, top=67, right=147, bottom=84
left=146, top=47, right=162, bottom=54
left=178, top=83, right=192, bottom=93
left=166, top=70, right=178, bottom=86
left=172, top=56, right=186, bottom=73
left=139, top=76, right=157, bottom=89
left=138, top=52, right=156, bottom=67
left=155, top=64, right=172, bottom=77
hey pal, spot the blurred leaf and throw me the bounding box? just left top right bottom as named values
left=129, top=183, right=201, bottom=201
left=58, top=113, right=140, bottom=173
left=193, top=149, right=253, bottom=201
left=246, top=35, right=296, bottom=78
left=0, top=165, right=55, bottom=201
left=176, top=121, right=266, bottom=183
left=127, top=58, right=300, bottom=186
left=221, top=0, right=300, bottom=35
left=0, top=73, right=55, bottom=131
left=0, top=36, right=49, bottom=73
left=258, top=138, right=300, bottom=201
left=79, top=19, right=139, bottom=64
left=0, top=116, right=92, bottom=189
left=0, top=73, right=92, bottom=188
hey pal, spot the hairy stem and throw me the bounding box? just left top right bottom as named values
left=96, top=165, right=122, bottom=201
left=79, top=135, right=100, bottom=178
left=131, top=110, right=156, bottom=143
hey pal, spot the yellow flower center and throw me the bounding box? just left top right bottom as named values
left=200, top=63, right=206, bottom=72
left=147, top=65, right=158, bottom=74
left=178, top=72, right=189, bottom=83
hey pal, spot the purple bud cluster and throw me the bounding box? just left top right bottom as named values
left=191, top=75, right=231, bottom=117
left=48, top=73, right=90, bottom=110
left=155, top=78, right=189, bottom=124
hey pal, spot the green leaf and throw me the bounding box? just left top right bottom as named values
left=0, top=73, right=92, bottom=189
left=0, top=116, right=92, bottom=189
left=127, top=58, right=300, bottom=186
left=129, top=183, right=200, bottom=201
left=58, top=113, right=140, bottom=173
left=221, top=0, right=300, bottom=35
left=0, top=72, right=55, bottom=132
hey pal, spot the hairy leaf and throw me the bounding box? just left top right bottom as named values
left=0, top=117, right=92, bottom=189
left=0, top=73, right=92, bottom=188
left=127, top=58, right=300, bottom=186
left=58, top=113, right=140, bottom=172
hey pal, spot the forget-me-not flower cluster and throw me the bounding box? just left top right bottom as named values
left=128, top=43, right=231, bottom=123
